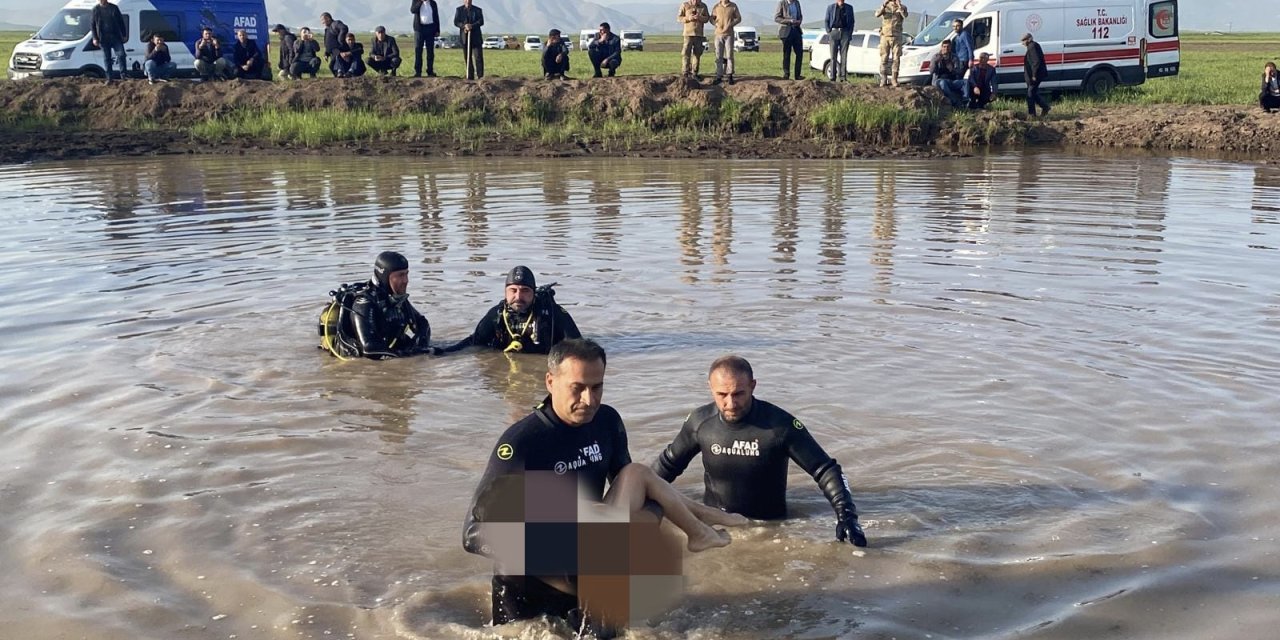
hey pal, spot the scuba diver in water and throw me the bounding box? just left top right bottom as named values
left=444, top=265, right=581, bottom=355
left=318, top=251, right=436, bottom=359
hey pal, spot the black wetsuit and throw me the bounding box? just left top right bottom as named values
left=463, top=398, right=631, bottom=625
left=652, top=397, right=857, bottom=521
left=341, top=280, right=432, bottom=358
left=444, top=295, right=581, bottom=355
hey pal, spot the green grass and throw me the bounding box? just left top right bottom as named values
left=810, top=99, right=935, bottom=144
left=1, top=30, right=28, bottom=74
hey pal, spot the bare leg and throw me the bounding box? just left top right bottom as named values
left=686, top=499, right=750, bottom=528
left=606, top=464, right=730, bottom=552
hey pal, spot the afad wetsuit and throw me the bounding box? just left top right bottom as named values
left=652, top=398, right=858, bottom=521
left=343, top=280, right=432, bottom=358
left=444, top=295, right=581, bottom=355
left=463, top=397, right=630, bottom=625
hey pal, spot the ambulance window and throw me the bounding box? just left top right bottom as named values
left=970, top=17, right=992, bottom=49
left=1149, top=1, right=1177, bottom=38
left=140, top=11, right=180, bottom=43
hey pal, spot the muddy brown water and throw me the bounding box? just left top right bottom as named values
left=0, top=153, right=1277, bottom=640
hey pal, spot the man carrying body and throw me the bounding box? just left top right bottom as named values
left=232, top=28, right=264, bottom=80
left=322, top=251, right=434, bottom=359
left=874, top=0, right=907, bottom=87
left=410, top=0, right=441, bottom=77
left=678, top=0, right=711, bottom=79
left=144, top=34, right=176, bottom=84
left=445, top=266, right=581, bottom=355
left=824, top=0, right=855, bottom=82
left=454, top=0, right=485, bottom=80
left=271, top=24, right=297, bottom=79
left=541, top=28, right=570, bottom=80
left=709, top=0, right=741, bottom=85
left=464, top=339, right=742, bottom=633
left=965, top=51, right=997, bottom=109
left=773, top=0, right=804, bottom=81
left=368, top=26, right=402, bottom=76
left=90, top=0, right=127, bottom=85
left=587, top=22, right=622, bottom=78
left=653, top=355, right=869, bottom=546
left=320, top=12, right=350, bottom=76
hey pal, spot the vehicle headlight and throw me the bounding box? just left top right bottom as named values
left=45, top=48, right=74, bottom=61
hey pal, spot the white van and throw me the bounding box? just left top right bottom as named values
left=8, top=0, right=270, bottom=80
left=621, top=30, right=644, bottom=51
left=580, top=29, right=596, bottom=51
left=898, top=0, right=1180, bottom=96
left=733, top=26, right=759, bottom=52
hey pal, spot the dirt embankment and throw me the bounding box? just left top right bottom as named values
left=2, top=75, right=1279, bottom=164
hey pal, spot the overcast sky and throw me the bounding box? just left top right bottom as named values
left=5, top=0, right=1274, bottom=33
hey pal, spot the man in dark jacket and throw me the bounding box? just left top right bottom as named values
left=965, top=51, right=997, bottom=109
left=90, top=0, right=128, bottom=84
left=334, top=32, right=367, bottom=77
left=143, top=34, right=176, bottom=83
left=930, top=39, right=964, bottom=106
left=320, top=12, right=350, bottom=76
left=823, top=0, right=855, bottom=81
left=411, top=0, right=441, bottom=76
left=195, top=28, right=230, bottom=80
left=1261, top=61, right=1280, bottom=112
left=367, top=26, right=402, bottom=75
left=774, top=0, right=804, bottom=80
left=1022, top=32, right=1050, bottom=116
left=291, top=27, right=322, bottom=78
left=542, top=28, right=570, bottom=79
left=271, top=24, right=297, bottom=79
left=232, top=29, right=264, bottom=79
left=587, top=22, right=622, bottom=78
left=454, top=0, right=485, bottom=79
left=444, top=266, right=581, bottom=355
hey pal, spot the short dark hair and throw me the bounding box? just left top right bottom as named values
left=708, top=355, right=753, bottom=380
left=548, top=338, right=607, bottom=372
left=600, top=22, right=611, bottom=30
left=321, top=12, right=333, bottom=20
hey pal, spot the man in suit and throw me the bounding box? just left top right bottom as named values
left=454, top=0, right=485, bottom=80
left=774, top=0, right=804, bottom=80
left=320, top=12, right=350, bottom=76
left=410, top=0, right=441, bottom=76
left=824, top=0, right=855, bottom=81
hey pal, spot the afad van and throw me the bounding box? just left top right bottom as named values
left=898, top=0, right=1179, bottom=96
left=8, top=0, right=270, bottom=80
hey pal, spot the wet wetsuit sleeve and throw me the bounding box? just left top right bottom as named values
left=350, top=292, right=392, bottom=357
left=463, top=427, right=527, bottom=557
left=408, top=303, right=432, bottom=353
left=442, top=305, right=499, bottom=352
left=651, top=415, right=701, bottom=482
left=555, top=306, right=582, bottom=341
left=787, top=423, right=858, bottom=517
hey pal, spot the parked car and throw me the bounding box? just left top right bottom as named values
left=524, top=35, right=542, bottom=51
left=482, top=36, right=503, bottom=49
left=503, top=35, right=521, bottom=49
left=802, top=28, right=822, bottom=52
left=620, top=30, right=644, bottom=51
left=733, top=26, right=758, bottom=52
left=439, top=35, right=459, bottom=48
left=809, top=30, right=886, bottom=78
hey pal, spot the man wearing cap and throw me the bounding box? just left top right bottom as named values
left=1022, top=32, right=1050, bottom=117
left=410, top=0, right=441, bottom=77
left=368, top=26, right=402, bottom=75
left=271, top=24, right=297, bottom=80
left=542, top=29, right=570, bottom=80
left=652, top=355, right=869, bottom=547
left=444, top=266, right=581, bottom=355
left=328, top=251, right=435, bottom=359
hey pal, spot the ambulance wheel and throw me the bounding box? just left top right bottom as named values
left=1083, top=69, right=1117, bottom=97
left=82, top=66, right=106, bottom=79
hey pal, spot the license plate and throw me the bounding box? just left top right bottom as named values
left=10, top=71, right=31, bottom=80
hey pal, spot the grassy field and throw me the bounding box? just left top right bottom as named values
left=3, top=29, right=1277, bottom=105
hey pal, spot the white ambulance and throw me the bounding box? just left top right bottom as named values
left=898, top=0, right=1180, bottom=96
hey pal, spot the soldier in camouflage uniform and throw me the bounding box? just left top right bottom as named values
left=874, top=0, right=908, bottom=87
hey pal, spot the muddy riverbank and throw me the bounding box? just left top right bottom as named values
left=2, top=75, right=1278, bottom=164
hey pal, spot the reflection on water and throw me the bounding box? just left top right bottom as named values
left=0, top=152, right=1278, bottom=640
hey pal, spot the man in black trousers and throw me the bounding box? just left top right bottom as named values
left=411, top=0, right=441, bottom=76
left=1022, top=32, right=1050, bottom=117
left=454, top=0, right=485, bottom=80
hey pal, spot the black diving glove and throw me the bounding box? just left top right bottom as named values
left=836, top=510, right=867, bottom=547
